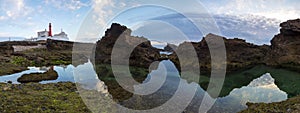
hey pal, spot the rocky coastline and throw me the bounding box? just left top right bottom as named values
left=169, top=19, right=300, bottom=75
left=0, top=19, right=299, bottom=112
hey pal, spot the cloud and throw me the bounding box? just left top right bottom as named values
left=134, top=13, right=280, bottom=45
left=0, top=16, right=6, bottom=20
left=0, top=32, right=9, bottom=37
left=215, top=0, right=282, bottom=14
left=45, top=0, right=89, bottom=11
left=254, top=9, right=300, bottom=21
left=92, top=0, right=115, bottom=27
left=211, top=0, right=300, bottom=21
left=74, top=0, right=129, bottom=42
left=0, top=0, right=33, bottom=20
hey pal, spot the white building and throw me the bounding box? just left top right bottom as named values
left=37, top=29, right=49, bottom=37
left=27, top=23, right=69, bottom=41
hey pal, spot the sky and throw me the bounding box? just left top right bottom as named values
left=0, top=0, right=299, bottom=44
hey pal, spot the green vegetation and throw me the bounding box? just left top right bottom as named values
left=0, top=82, right=90, bottom=113
left=0, top=47, right=72, bottom=76
left=0, top=63, right=27, bottom=76
left=20, top=48, right=72, bottom=66
left=10, top=56, right=34, bottom=66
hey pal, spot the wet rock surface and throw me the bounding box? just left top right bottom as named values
left=17, top=67, right=58, bottom=83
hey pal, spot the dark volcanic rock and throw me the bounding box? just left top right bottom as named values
left=280, top=19, right=300, bottom=35
left=46, top=39, right=74, bottom=50
left=94, top=23, right=161, bottom=68
left=94, top=23, right=161, bottom=101
left=169, top=33, right=270, bottom=74
left=163, top=43, right=177, bottom=52
left=169, top=19, right=300, bottom=74
left=17, top=67, right=58, bottom=83
left=0, top=41, right=40, bottom=46
left=0, top=43, right=13, bottom=56
left=266, top=19, right=300, bottom=71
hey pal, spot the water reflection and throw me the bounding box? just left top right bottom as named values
left=41, top=65, right=75, bottom=84
left=0, top=60, right=289, bottom=112
left=159, top=51, right=173, bottom=55
left=116, top=61, right=287, bottom=112
left=212, top=73, right=287, bottom=112
left=105, top=60, right=287, bottom=112
left=0, top=65, right=75, bottom=84
left=0, top=67, right=46, bottom=84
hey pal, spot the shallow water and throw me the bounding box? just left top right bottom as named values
left=0, top=60, right=293, bottom=112
left=0, top=65, right=75, bottom=84
left=119, top=60, right=287, bottom=112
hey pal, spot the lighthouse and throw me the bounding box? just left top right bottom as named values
left=32, top=23, right=69, bottom=41
left=48, top=23, right=52, bottom=37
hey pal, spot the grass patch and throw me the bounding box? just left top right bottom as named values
left=10, top=56, right=33, bottom=66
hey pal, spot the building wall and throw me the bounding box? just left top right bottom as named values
left=13, top=44, right=46, bottom=52
left=38, top=31, right=49, bottom=37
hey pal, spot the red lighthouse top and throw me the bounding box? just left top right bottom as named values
left=48, top=23, right=52, bottom=37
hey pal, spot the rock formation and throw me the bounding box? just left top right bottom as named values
left=46, top=39, right=74, bottom=50
left=94, top=23, right=161, bottom=101
left=169, top=19, right=300, bottom=74
left=17, top=67, right=58, bottom=83
left=94, top=23, right=161, bottom=68
left=266, top=19, right=300, bottom=71
left=0, top=43, right=14, bottom=56
left=163, top=43, right=177, bottom=52
left=169, top=33, right=270, bottom=74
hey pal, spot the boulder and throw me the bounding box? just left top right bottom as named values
left=17, top=67, right=58, bottom=83
left=94, top=23, right=161, bottom=68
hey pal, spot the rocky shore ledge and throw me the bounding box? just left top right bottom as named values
left=169, top=19, right=300, bottom=75
left=239, top=94, right=300, bottom=113
left=0, top=39, right=91, bottom=76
